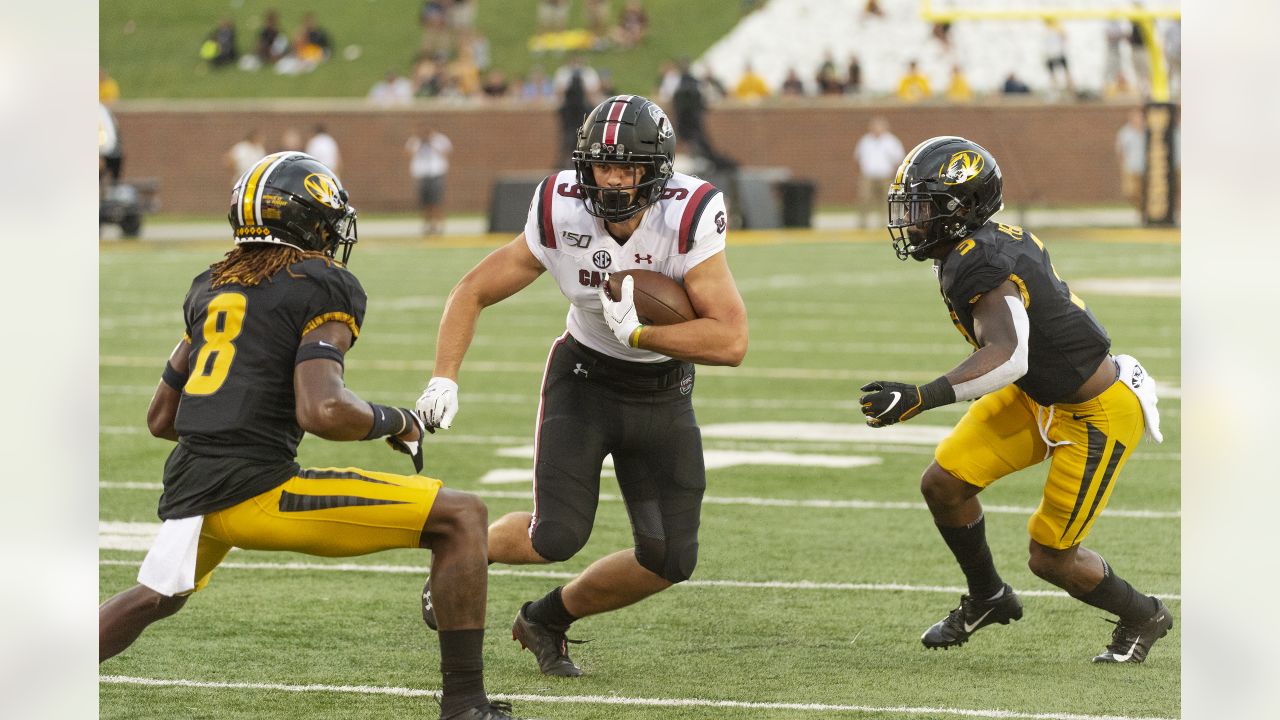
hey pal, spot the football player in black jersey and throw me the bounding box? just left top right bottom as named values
left=858, top=137, right=1172, bottom=663
left=98, top=152, right=521, bottom=720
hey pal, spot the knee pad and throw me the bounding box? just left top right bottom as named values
left=635, top=535, right=698, bottom=584
left=530, top=519, right=588, bottom=563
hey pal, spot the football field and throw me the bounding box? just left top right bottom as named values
left=100, top=227, right=1180, bottom=720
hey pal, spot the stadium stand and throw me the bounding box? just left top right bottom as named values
left=697, top=0, right=1179, bottom=99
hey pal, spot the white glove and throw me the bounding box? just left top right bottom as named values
left=415, top=377, right=459, bottom=430
left=598, top=275, right=643, bottom=348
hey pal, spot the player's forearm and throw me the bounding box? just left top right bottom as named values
left=942, top=342, right=1026, bottom=400
left=299, top=388, right=380, bottom=440
left=432, top=285, right=485, bottom=379
left=635, top=317, right=747, bottom=366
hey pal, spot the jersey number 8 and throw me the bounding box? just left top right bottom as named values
left=185, top=292, right=247, bottom=396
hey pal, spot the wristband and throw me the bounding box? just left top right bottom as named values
left=628, top=325, right=645, bottom=348
left=919, top=376, right=957, bottom=411
left=364, top=403, right=411, bottom=440
left=296, top=341, right=346, bottom=368
left=161, top=362, right=189, bottom=392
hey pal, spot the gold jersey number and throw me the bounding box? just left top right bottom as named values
left=185, top=292, right=248, bottom=395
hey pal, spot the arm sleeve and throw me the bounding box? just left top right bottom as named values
left=303, top=266, right=368, bottom=345
left=683, top=191, right=728, bottom=270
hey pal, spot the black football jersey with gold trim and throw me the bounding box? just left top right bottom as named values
left=937, top=222, right=1109, bottom=405
left=175, top=257, right=366, bottom=460
left=158, top=258, right=366, bottom=519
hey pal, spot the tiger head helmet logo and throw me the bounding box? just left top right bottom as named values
left=939, top=150, right=984, bottom=186
left=304, top=173, right=344, bottom=209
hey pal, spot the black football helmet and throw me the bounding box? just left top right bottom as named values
left=886, top=136, right=1003, bottom=261
left=572, top=94, right=675, bottom=222
left=228, top=151, right=358, bottom=264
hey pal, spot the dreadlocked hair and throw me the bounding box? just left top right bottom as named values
left=210, top=244, right=335, bottom=288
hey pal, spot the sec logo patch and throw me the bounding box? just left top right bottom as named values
left=593, top=250, right=612, bottom=269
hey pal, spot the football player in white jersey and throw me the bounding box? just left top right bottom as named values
left=416, top=95, right=748, bottom=676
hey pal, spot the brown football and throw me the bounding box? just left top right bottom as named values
left=606, top=269, right=696, bottom=326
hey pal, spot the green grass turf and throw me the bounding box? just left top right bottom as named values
left=100, top=228, right=1180, bottom=719
left=101, top=1, right=748, bottom=99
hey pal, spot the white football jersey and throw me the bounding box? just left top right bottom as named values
left=523, top=169, right=728, bottom=362
left=517, top=170, right=721, bottom=361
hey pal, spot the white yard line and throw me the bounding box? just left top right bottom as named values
left=95, top=558, right=1180, bottom=601
left=97, top=675, right=1176, bottom=720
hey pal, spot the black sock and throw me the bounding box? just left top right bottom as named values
left=525, top=586, right=577, bottom=630
left=1073, top=560, right=1161, bottom=623
left=438, top=629, right=486, bottom=718
left=936, top=515, right=1005, bottom=600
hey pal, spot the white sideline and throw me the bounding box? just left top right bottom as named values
left=97, top=483, right=1181, bottom=519
left=98, top=675, right=1175, bottom=720
left=96, top=558, right=1181, bottom=602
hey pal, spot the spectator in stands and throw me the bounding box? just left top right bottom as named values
left=733, top=63, right=771, bottom=102
left=554, top=55, right=601, bottom=158
left=226, top=130, right=267, bottom=181
left=459, top=30, right=492, bottom=71
left=586, top=0, right=613, bottom=40
left=863, top=0, right=884, bottom=18
left=537, top=0, right=571, bottom=34
left=520, top=65, right=556, bottom=100
left=1115, top=109, right=1146, bottom=211
left=448, top=43, right=483, bottom=97
left=449, top=0, right=478, bottom=32
left=305, top=124, right=341, bottom=175
left=931, top=22, right=953, bottom=50
left=1001, top=71, right=1031, bottom=95
left=482, top=69, right=511, bottom=98
left=368, top=69, right=415, bottom=106
left=414, top=55, right=448, bottom=97
left=816, top=52, right=843, bottom=95
left=853, top=116, right=904, bottom=229
left=406, top=124, right=454, bottom=237
left=256, top=10, right=289, bottom=66
left=99, top=68, right=120, bottom=104
left=780, top=68, right=807, bottom=97
left=896, top=60, right=931, bottom=102
left=617, top=0, right=649, bottom=48
left=845, top=56, right=862, bottom=95
left=420, top=2, right=453, bottom=58
left=945, top=65, right=974, bottom=103
left=202, top=19, right=239, bottom=69
left=1043, top=19, right=1074, bottom=97
left=293, top=12, right=333, bottom=64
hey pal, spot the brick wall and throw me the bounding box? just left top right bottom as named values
left=112, top=99, right=1143, bottom=215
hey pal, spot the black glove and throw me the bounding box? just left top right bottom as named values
left=859, top=378, right=954, bottom=427
left=386, top=411, right=427, bottom=473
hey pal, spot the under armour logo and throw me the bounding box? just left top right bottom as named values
left=634, top=253, right=653, bottom=264
left=573, top=363, right=588, bottom=378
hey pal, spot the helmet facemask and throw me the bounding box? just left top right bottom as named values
left=887, top=182, right=970, bottom=261
left=573, top=154, right=670, bottom=222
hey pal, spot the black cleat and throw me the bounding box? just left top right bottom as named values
left=511, top=601, right=584, bottom=677
left=422, top=578, right=437, bottom=632
left=1092, top=599, right=1173, bottom=664
left=441, top=700, right=522, bottom=720
left=921, top=583, right=1024, bottom=649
